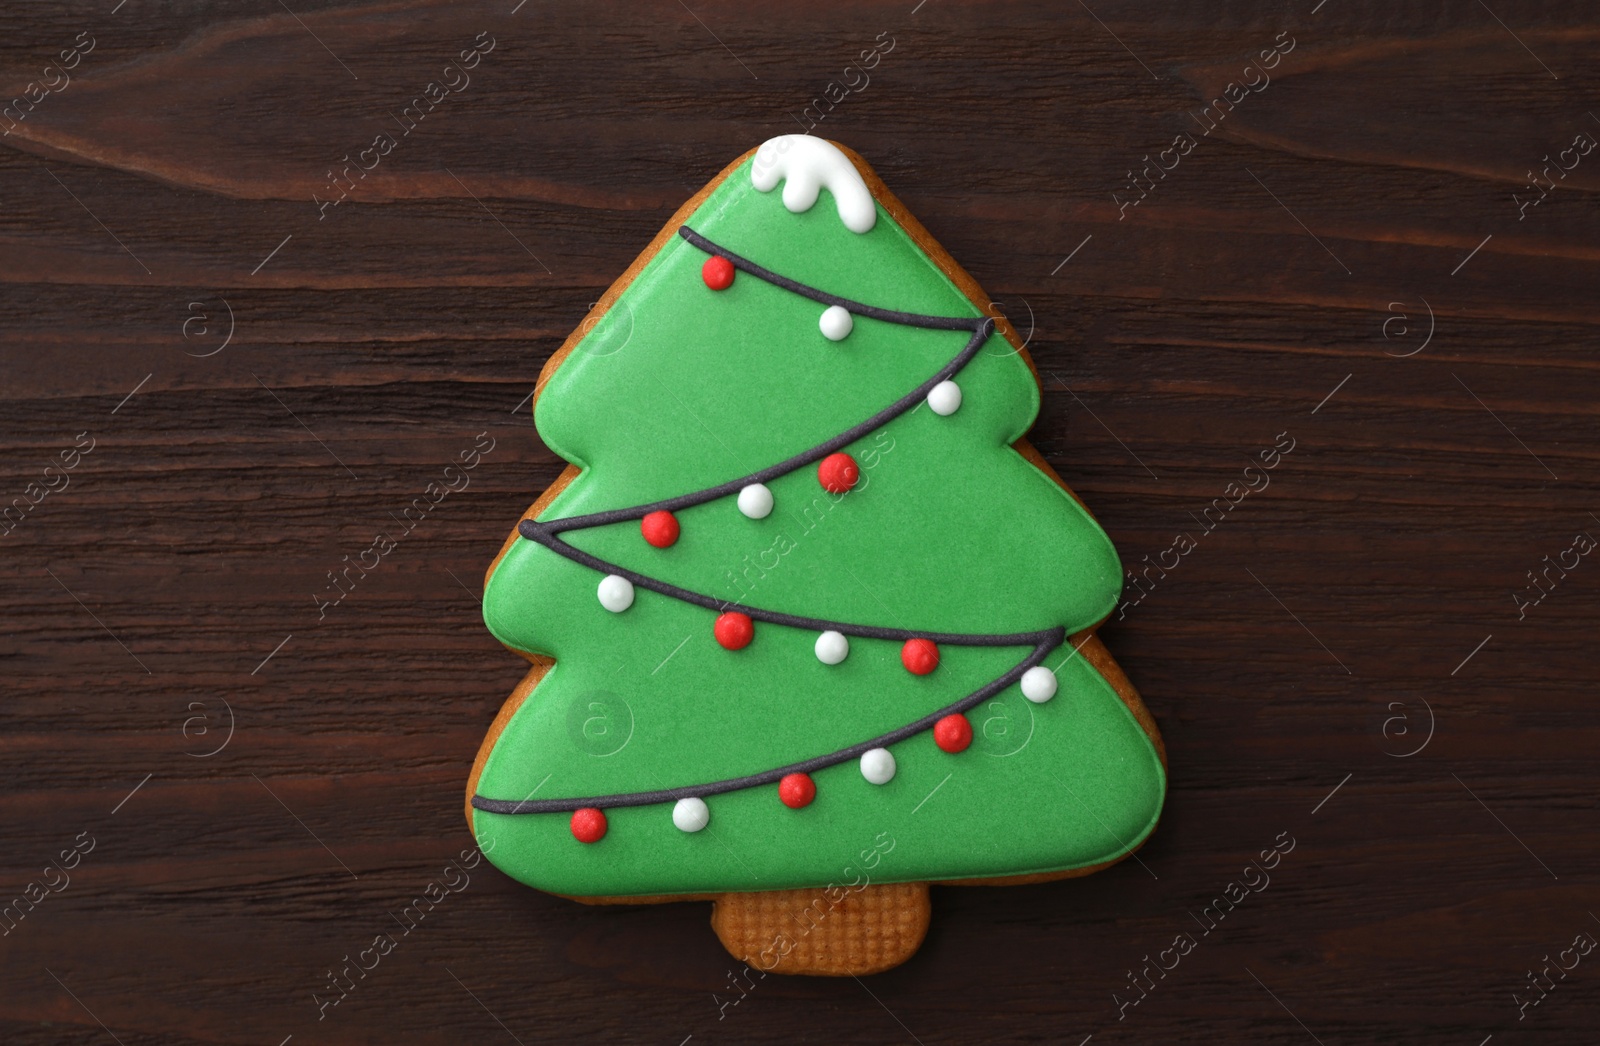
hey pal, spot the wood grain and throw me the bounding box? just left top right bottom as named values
left=1, top=1, right=1597, bottom=1043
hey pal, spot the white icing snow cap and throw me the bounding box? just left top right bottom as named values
left=750, top=135, right=877, bottom=234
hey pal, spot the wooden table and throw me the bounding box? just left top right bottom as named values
left=3, top=2, right=1596, bottom=1042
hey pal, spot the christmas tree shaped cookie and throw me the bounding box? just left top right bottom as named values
left=468, top=137, right=1166, bottom=975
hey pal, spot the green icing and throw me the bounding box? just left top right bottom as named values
left=473, top=153, right=1165, bottom=896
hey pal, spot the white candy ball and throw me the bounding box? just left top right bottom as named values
left=737, top=483, right=774, bottom=519
left=672, top=797, right=710, bottom=832
left=597, top=574, right=634, bottom=613
left=819, top=305, right=853, bottom=341
left=1020, top=665, right=1058, bottom=703
left=927, top=380, right=962, bottom=416
left=814, top=630, right=849, bottom=665
left=860, top=748, right=896, bottom=785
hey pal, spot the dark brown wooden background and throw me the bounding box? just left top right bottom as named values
left=3, top=1, right=1597, bottom=1043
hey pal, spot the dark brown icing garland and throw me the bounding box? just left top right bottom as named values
left=472, top=227, right=1064, bottom=815
left=677, top=225, right=983, bottom=331
left=472, top=632, right=1062, bottom=814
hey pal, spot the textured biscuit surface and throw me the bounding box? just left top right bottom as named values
left=711, top=882, right=932, bottom=976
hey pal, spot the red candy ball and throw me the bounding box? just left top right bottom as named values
left=702, top=255, right=735, bottom=290
left=779, top=773, right=817, bottom=809
left=714, top=611, right=754, bottom=650
left=934, top=713, right=973, bottom=753
left=901, top=638, right=940, bottom=676
left=640, top=510, right=680, bottom=548
left=817, top=452, right=860, bottom=494
left=570, top=807, right=607, bottom=843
